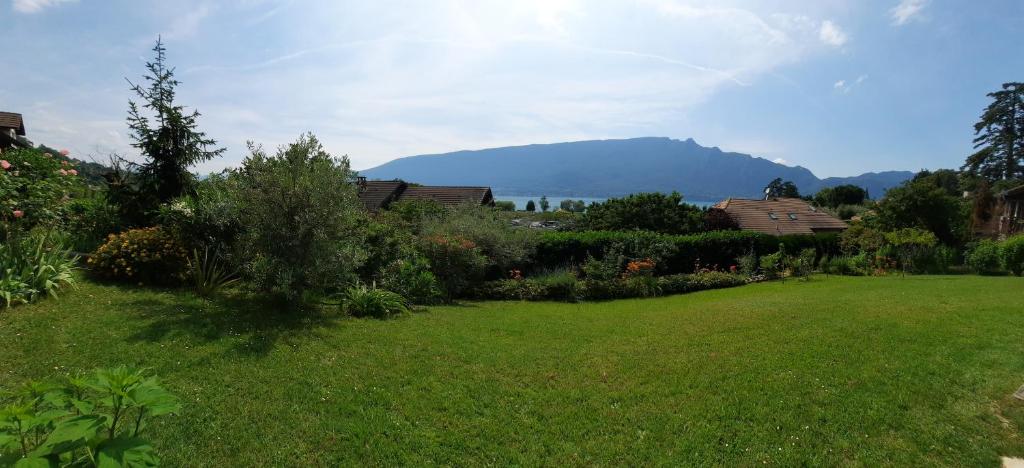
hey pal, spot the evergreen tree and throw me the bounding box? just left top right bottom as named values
left=525, top=200, right=536, bottom=212
left=126, top=37, right=224, bottom=206
left=964, top=82, right=1024, bottom=181
left=539, top=195, right=550, bottom=212
left=764, top=178, right=800, bottom=198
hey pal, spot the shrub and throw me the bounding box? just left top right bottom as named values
left=89, top=227, right=189, bottom=285
left=0, top=231, right=77, bottom=307
left=61, top=196, right=123, bottom=253
left=343, top=285, right=408, bottom=318
left=884, top=228, right=938, bottom=275
left=233, top=134, right=368, bottom=303
left=790, top=248, right=817, bottom=280
left=533, top=269, right=580, bottom=302
left=420, top=203, right=538, bottom=277
left=159, top=174, right=243, bottom=261
left=966, top=240, right=1003, bottom=275
left=821, top=254, right=871, bottom=276
left=759, top=249, right=786, bottom=280
left=420, top=234, right=488, bottom=300
left=471, top=279, right=550, bottom=301
left=376, top=256, right=443, bottom=305
left=1001, top=235, right=1024, bottom=276
left=0, top=147, right=83, bottom=234
left=581, top=192, right=705, bottom=234
left=187, top=247, right=240, bottom=297
left=0, top=366, right=179, bottom=465
left=908, top=245, right=958, bottom=274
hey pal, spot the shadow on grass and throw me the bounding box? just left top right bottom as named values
left=123, top=291, right=343, bottom=357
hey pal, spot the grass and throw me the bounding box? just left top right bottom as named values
left=2, top=275, right=1024, bottom=465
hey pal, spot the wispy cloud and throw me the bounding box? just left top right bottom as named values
left=163, top=4, right=212, bottom=40
left=12, top=0, right=75, bottom=13
left=819, top=20, right=848, bottom=47
left=834, top=74, right=868, bottom=94
left=890, top=0, right=928, bottom=26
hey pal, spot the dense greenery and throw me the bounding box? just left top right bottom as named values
left=964, top=82, right=1023, bottom=181
left=3, top=276, right=1024, bottom=465
left=873, top=170, right=968, bottom=245
left=1, top=147, right=83, bottom=233
left=813, top=184, right=868, bottom=208
left=581, top=192, right=705, bottom=234
left=0, top=232, right=77, bottom=307
left=764, top=177, right=800, bottom=198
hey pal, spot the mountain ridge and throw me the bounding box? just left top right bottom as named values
left=360, top=137, right=914, bottom=200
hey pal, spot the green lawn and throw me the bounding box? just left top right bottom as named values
left=3, top=276, right=1024, bottom=465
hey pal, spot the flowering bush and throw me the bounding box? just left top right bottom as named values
left=0, top=231, right=77, bottom=307
left=623, top=258, right=656, bottom=278
left=0, top=147, right=82, bottom=232
left=419, top=234, right=487, bottom=299
left=88, top=227, right=189, bottom=285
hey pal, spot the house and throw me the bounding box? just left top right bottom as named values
left=0, top=111, right=30, bottom=153
left=356, top=177, right=494, bottom=211
left=713, top=198, right=847, bottom=235
left=996, top=184, right=1024, bottom=238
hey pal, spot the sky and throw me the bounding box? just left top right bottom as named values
left=1, top=0, right=1022, bottom=177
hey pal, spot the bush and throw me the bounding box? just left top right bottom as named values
left=233, top=134, right=368, bottom=303
left=343, top=285, right=408, bottom=318
left=884, top=228, right=938, bottom=275
left=581, top=192, right=705, bottom=234
left=88, top=227, right=189, bottom=285
left=908, top=245, right=958, bottom=274
left=821, top=253, right=872, bottom=276
left=187, top=247, right=240, bottom=297
left=0, top=231, right=77, bottom=307
left=61, top=196, right=123, bottom=252
left=420, top=234, right=488, bottom=300
left=1, top=367, right=179, bottom=465
left=159, top=174, right=243, bottom=261
left=966, top=240, right=1003, bottom=275
left=790, top=248, right=817, bottom=280
left=533, top=269, right=580, bottom=301
left=470, top=279, right=551, bottom=301
left=420, top=203, right=538, bottom=277
left=1001, top=235, right=1024, bottom=276
left=0, top=147, right=83, bottom=234
left=759, top=249, right=786, bottom=280
left=376, top=256, right=443, bottom=305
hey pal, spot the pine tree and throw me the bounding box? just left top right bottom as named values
left=539, top=195, right=550, bottom=212
left=525, top=200, right=536, bottom=212
left=964, top=82, right=1024, bottom=181
left=126, top=37, right=225, bottom=205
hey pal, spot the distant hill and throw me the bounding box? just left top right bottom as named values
left=360, top=137, right=913, bottom=200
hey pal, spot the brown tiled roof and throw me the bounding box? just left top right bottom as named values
left=359, top=180, right=406, bottom=211
left=0, top=112, right=25, bottom=135
left=399, top=186, right=493, bottom=207
left=713, top=198, right=847, bottom=235
left=1002, top=184, right=1024, bottom=199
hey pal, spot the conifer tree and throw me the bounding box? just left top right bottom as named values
left=964, top=82, right=1024, bottom=181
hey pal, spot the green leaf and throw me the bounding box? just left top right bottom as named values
left=126, top=380, right=180, bottom=417
left=13, top=456, right=58, bottom=468
left=29, top=414, right=104, bottom=457
left=96, top=437, right=159, bottom=468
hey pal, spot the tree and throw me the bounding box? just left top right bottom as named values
left=814, top=184, right=867, bottom=208
left=572, top=200, right=586, bottom=213
left=539, top=195, right=550, bottom=212
left=494, top=200, right=516, bottom=211
left=126, top=37, right=224, bottom=207
left=874, top=171, right=968, bottom=245
left=582, top=192, right=704, bottom=234
left=559, top=199, right=573, bottom=212
left=764, top=178, right=800, bottom=198
left=963, top=82, right=1024, bottom=181
left=234, top=133, right=367, bottom=305
left=525, top=200, right=536, bottom=212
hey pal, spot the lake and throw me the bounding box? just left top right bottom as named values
left=494, top=195, right=717, bottom=211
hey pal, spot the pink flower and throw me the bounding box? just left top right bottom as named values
left=13, top=210, right=24, bottom=218
left=59, top=149, right=70, bottom=156
left=68, top=169, right=78, bottom=176
left=0, top=160, right=9, bottom=170
left=59, top=169, right=68, bottom=176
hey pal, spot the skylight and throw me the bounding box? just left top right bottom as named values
left=788, top=213, right=798, bottom=220
left=768, top=212, right=778, bottom=220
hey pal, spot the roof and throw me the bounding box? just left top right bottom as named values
left=0, top=112, right=25, bottom=135
left=356, top=179, right=494, bottom=211
left=713, top=198, right=848, bottom=235
left=399, top=186, right=493, bottom=207
left=1001, top=184, right=1024, bottom=199
left=359, top=180, right=406, bottom=211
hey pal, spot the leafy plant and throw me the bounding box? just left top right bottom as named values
left=375, top=256, right=443, bottom=305
left=419, top=234, right=488, bottom=300
left=884, top=228, right=939, bottom=275
left=0, top=366, right=179, bottom=466
left=0, top=231, right=77, bottom=308
left=343, top=284, right=408, bottom=319
left=0, top=147, right=84, bottom=235
left=1001, top=235, right=1024, bottom=276
left=790, top=248, right=817, bottom=280
left=88, top=227, right=189, bottom=285
left=187, top=247, right=240, bottom=297
left=966, top=239, right=1003, bottom=275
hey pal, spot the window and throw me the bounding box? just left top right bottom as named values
left=788, top=213, right=798, bottom=220
left=768, top=212, right=778, bottom=220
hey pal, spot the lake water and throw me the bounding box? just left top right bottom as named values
left=494, top=195, right=716, bottom=211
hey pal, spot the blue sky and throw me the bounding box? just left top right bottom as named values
left=2, top=0, right=1021, bottom=177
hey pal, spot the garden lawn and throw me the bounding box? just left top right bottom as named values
left=3, top=275, right=1024, bottom=465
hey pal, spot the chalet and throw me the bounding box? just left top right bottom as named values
left=356, top=177, right=494, bottom=211
left=996, top=184, right=1024, bottom=237
left=713, top=197, right=847, bottom=236
left=0, top=111, right=30, bottom=153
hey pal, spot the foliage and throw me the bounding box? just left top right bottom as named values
left=159, top=174, right=243, bottom=261
left=0, top=366, right=179, bottom=466
left=233, top=133, right=367, bottom=303
left=790, top=248, right=817, bottom=280
left=61, top=197, right=123, bottom=253
left=832, top=204, right=868, bottom=221
left=884, top=228, right=939, bottom=274
left=966, top=240, right=1003, bottom=275
left=736, top=251, right=759, bottom=278
left=342, top=284, right=409, bottom=319
left=1000, top=235, right=1024, bottom=276
left=88, top=227, right=189, bottom=285
left=419, top=234, right=488, bottom=300
left=581, top=192, right=704, bottom=234
left=765, top=177, right=801, bottom=198
left=839, top=223, right=887, bottom=254
left=420, top=203, right=538, bottom=277
left=558, top=199, right=586, bottom=213
left=758, top=249, right=786, bottom=280
left=494, top=200, right=516, bottom=211
left=963, top=82, right=1024, bottom=181
left=874, top=171, right=968, bottom=245
left=125, top=38, right=224, bottom=206
left=375, top=257, right=443, bottom=305
left=814, top=184, right=868, bottom=208
left=0, top=147, right=83, bottom=234
left=821, top=254, right=872, bottom=276
left=525, top=200, right=535, bottom=212
left=187, top=247, right=240, bottom=298
left=539, top=195, right=550, bottom=212
left=0, top=231, right=77, bottom=308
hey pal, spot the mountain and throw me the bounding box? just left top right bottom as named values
left=360, top=137, right=913, bottom=201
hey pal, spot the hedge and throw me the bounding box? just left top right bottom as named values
left=535, top=230, right=839, bottom=274
left=470, top=271, right=747, bottom=302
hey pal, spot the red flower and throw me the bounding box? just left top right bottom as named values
left=59, top=149, right=70, bottom=156
left=13, top=210, right=24, bottom=218
left=730, top=265, right=738, bottom=273
left=0, top=160, right=10, bottom=170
